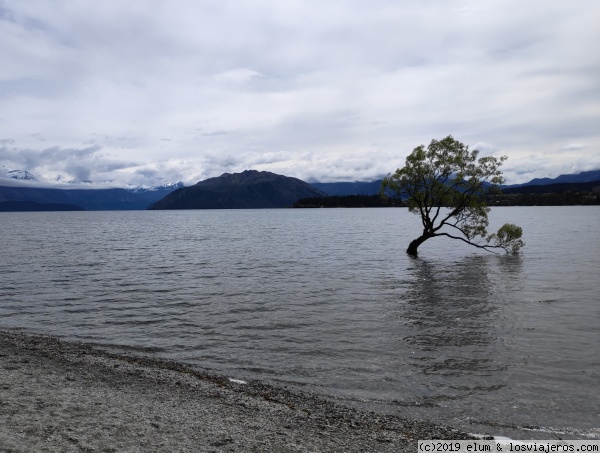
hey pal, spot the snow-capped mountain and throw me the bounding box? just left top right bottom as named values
left=1, top=167, right=183, bottom=192
left=127, top=182, right=184, bottom=193
left=53, top=175, right=93, bottom=185
left=126, top=182, right=185, bottom=204
left=0, top=166, right=37, bottom=181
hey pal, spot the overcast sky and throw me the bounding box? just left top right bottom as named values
left=1, top=0, right=599, bottom=186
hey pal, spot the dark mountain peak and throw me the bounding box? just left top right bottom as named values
left=195, top=170, right=305, bottom=189
left=151, top=170, right=325, bottom=209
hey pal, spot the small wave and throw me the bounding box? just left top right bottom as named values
left=472, top=420, right=600, bottom=440
left=84, top=341, right=167, bottom=355
left=530, top=299, right=560, bottom=304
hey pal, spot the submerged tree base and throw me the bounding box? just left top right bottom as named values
left=406, top=235, right=432, bottom=256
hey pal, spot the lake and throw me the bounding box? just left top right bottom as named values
left=0, top=207, right=598, bottom=439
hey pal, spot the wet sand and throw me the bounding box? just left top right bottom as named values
left=0, top=330, right=472, bottom=452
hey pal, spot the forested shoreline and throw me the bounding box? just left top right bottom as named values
left=293, top=183, right=600, bottom=208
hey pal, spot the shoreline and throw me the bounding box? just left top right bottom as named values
left=0, top=329, right=472, bottom=452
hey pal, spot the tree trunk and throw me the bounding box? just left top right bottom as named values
left=406, top=234, right=432, bottom=256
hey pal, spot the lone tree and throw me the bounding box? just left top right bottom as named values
left=382, top=135, right=524, bottom=256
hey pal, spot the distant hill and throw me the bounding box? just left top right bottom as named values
left=150, top=170, right=326, bottom=210
left=507, top=170, right=600, bottom=188
left=501, top=180, right=600, bottom=194
left=309, top=180, right=383, bottom=196
left=308, top=170, right=600, bottom=196
left=0, top=186, right=151, bottom=210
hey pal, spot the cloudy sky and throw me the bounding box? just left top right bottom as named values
left=1, top=0, right=599, bottom=186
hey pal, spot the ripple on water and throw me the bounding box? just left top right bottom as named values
left=0, top=207, right=598, bottom=439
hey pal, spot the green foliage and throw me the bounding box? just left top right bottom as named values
left=487, top=223, right=525, bottom=254
left=382, top=135, right=524, bottom=255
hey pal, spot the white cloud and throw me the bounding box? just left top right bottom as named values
left=561, top=143, right=584, bottom=151
left=0, top=0, right=598, bottom=185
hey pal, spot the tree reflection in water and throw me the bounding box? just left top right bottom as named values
left=393, top=254, right=523, bottom=410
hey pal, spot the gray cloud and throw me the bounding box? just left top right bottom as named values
left=0, top=144, right=143, bottom=184
left=0, top=0, right=598, bottom=186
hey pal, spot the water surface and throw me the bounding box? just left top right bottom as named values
left=1, top=207, right=598, bottom=439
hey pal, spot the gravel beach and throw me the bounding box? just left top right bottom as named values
left=0, top=329, right=472, bottom=452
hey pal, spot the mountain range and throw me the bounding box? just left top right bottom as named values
left=1, top=166, right=599, bottom=211
left=512, top=170, right=600, bottom=187
left=310, top=169, right=600, bottom=196
left=0, top=178, right=184, bottom=211
left=149, top=170, right=325, bottom=210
